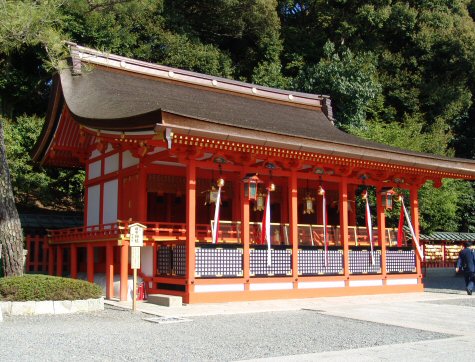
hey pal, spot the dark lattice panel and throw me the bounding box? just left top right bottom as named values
left=250, top=247, right=292, bottom=276
left=195, top=246, right=243, bottom=278
left=386, top=248, right=416, bottom=273
left=298, top=248, right=344, bottom=275
left=172, top=245, right=186, bottom=276
left=349, top=249, right=382, bottom=274
left=157, top=245, right=172, bottom=275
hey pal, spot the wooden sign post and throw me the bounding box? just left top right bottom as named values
left=129, top=223, right=146, bottom=312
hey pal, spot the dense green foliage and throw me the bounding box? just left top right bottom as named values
left=0, top=275, right=103, bottom=301
left=3, top=115, right=84, bottom=209
left=0, top=0, right=474, bottom=232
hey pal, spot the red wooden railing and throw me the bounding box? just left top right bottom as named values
left=44, top=219, right=404, bottom=247
left=47, top=222, right=122, bottom=243
left=25, top=235, right=48, bottom=272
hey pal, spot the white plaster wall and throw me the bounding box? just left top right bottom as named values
left=104, top=153, right=119, bottom=174
left=102, top=179, right=118, bottom=225
left=88, top=160, right=102, bottom=180
left=141, top=246, right=154, bottom=277
left=87, top=185, right=100, bottom=226
left=90, top=149, right=101, bottom=159
left=122, top=150, right=139, bottom=169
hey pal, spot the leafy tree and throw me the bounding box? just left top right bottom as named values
left=62, top=0, right=235, bottom=77
left=349, top=115, right=474, bottom=233
left=163, top=0, right=284, bottom=81
left=419, top=179, right=475, bottom=233
left=0, top=0, right=66, bottom=276
left=295, top=42, right=382, bottom=128
left=278, top=1, right=475, bottom=156
left=3, top=115, right=84, bottom=209
left=3, top=115, right=50, bottom=205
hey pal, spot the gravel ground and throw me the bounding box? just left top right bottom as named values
left=0, top=306, right=451, bottom=362
left=0, top=267, right=463, bottom=361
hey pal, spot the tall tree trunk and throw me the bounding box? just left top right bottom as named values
left=0, top=120, right=23, bottom=276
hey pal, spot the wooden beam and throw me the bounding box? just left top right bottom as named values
left=289, top=171, right=299, bottom=287
left=70, top=244, right=78, bottom=279
left=410, top=186, right=423, bottom=285
left=87, top=244, right=94, bottom=283
left=56, top=246, right=63, bottom=277
left=120, top=243, right=129, bottom=301
left=240, top=170, right=250, bottom=290
left=377, top=186, right=387, bottom=283
left=339, top=179, right=349, bottom=283
left=106, top=244, right=114, bottom=299
left=186, top=160, right=197, bottom=296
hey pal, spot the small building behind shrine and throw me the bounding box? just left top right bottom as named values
left=31, top=43, right=475, bottom=303
left=420, top=231, right=475, bottom=269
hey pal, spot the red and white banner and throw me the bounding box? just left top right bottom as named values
left=211, top=186, right=222, bottom=244
left=261, top=190, right=272, bottom=266
left=397, top=202, right=404, bottom=247
left=322, top=189, right=328, bottom=267
left=363, top=190, right=375, bottom=265
left=400, top=196, right=423, bottom=260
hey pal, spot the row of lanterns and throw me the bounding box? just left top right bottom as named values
left=205, top=173, right=397, bottom=212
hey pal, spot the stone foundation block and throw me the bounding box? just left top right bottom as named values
left=71, top=299, right=89, bottom=313
left=147, top=294, right=183, bottom=307
left=35, top=301, right=55, bottom=315
left=54, top=300, right=72, bottom=314
left=87, top=297, right=104, bottom=312
left=11, top=301, right=36, bottom=316
left=0, top=301, right=12, bottom=315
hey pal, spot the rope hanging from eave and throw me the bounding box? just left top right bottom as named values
left=362, top=189, right=375, bottom=265
left=399, top=196, right=423, bottom=260
left=261, top=189, right=272, bottom=266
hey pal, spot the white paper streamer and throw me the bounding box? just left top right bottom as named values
left=211, top=186, right=222, bottom=244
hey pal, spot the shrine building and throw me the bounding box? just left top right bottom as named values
left=31, top=43, right=475, bottom=303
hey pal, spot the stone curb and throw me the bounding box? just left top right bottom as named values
left=0, top=297, right=103, bottom=318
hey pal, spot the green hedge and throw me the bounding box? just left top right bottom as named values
left=0, top=275, right=103, bottom=301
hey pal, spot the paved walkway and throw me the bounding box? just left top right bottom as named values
left=105, top=268, right=474, bottom=361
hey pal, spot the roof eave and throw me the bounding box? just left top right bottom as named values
left=158, top=112, right=475, bottom=179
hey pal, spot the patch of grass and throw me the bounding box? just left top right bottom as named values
left=0, top=275, right=103, bottom=301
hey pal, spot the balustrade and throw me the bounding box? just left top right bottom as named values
left=45, top=220, right=415, bottom=279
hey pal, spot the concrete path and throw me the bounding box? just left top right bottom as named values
left=105, top=268, right=475, bottom=361
left=242, top=336, right=474, bottom=362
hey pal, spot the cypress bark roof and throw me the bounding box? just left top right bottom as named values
left=32, top=44, right=475, bottom=178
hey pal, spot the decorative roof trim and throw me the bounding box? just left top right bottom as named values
left=68, top=42, right=326, bottom=109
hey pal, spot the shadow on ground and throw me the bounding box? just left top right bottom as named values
left=423, top=267, right=467, bottom=294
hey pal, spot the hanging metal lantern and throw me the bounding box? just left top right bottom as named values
left=254, top=183, right=275, bottom=211
left=203, top=178, right=225, bottom=205
left=204, top=186, right=218, bottom=205
left=303, top=193, right=315, bottom=214
left=242, top=173, right=263, bottom=201
left=254, top=190, right=266, bottom=211
left=381, top=187, right=395, bottom=210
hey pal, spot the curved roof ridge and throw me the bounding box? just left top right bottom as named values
left=67, top=42, right=331, bottom=116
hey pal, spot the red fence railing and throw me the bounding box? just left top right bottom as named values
left=44, top=219, right=406, bottom=248
left=25, top=235, right=48, bottom=273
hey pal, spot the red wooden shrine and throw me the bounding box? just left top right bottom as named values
left=31, top=44, right=475, bottom=303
